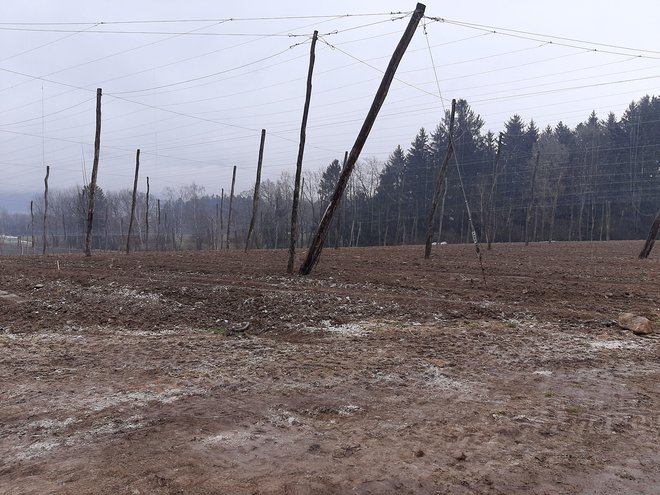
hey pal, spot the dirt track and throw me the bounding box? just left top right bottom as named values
left=0, top=241, right=658, bottom=494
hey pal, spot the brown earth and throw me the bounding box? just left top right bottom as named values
left=0, top=241, right=658, bottom=494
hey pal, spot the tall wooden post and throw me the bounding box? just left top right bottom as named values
left=486, top=133, right=504, bottom=250
left=300, top=3, right=426, bottom=275
left=335, top=151, right=348, bottom=249
left=245, top=129, right=266, bottom=251
left=215, top=203, right=219, bottom=250
left=85, top=88, right=102, bottom=257
left=42, top=165, right=49, bottom=255
left=287, top=30, right=318, bottom=274
left=226, top=166, right=236, bottom=250
left=525, top=150, right=540, bottom=246
left=145, top=176, right=150, bottom=251
left=219, top=188, right=225, bottom=248
left=157, top=198, right=161, bottom=251
left=425, top=99, right=456, bottom=259
left=30, top=200, right=35, bottom=248
left=127, top=149, right=140, bottom=254
left=639, top=210, right=660, bottom=259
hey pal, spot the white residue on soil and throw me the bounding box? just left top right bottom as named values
left=29, top=417, right=76, bottom=430
left=338, top=405, right=363, bottom=416
left=268, top=408, right=304, bottom=428
left=589, top=340, right=644, bottom=350
left=203, top=430, right=258, bottom=447
left=114, top=287, right=162, bottom=303
left=88, top=387, right=208, bottom=411
left=12, top=415, right=147, bottom=462
left=15, top=440, right=60, bottom=461
left=423, top=365, right=474, bottom=393
left=319, top=320, right=369, bottom=337
left=83, top=415, right=145, bottom=437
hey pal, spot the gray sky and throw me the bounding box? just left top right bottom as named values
left=1, top=0, right=658, bottom=211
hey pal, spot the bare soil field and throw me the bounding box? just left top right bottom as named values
left=0, top=241, right=658, bottom=494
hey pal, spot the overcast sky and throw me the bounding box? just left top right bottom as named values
left=1, top=0, right=658, bottom=212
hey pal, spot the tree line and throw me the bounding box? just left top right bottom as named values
left=1, top=95, right=658, bottom=253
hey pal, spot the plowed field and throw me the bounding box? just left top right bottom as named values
left=1, top=241, right=658, bottom=494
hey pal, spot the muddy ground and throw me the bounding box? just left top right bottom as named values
left=0, top=241, right=658, bottom=494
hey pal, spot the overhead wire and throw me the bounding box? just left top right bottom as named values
left=425, top=16, right=660, bottom=60
left=2, top=9, right=658, bottom=203
left=422, top=17, right=486, bottom=280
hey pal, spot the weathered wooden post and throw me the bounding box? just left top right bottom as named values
left=246, top=129, right=266, bottom=252
left=126, top=149, right=140, bottom=254
left=145, top=176, right=150, bottom=251
left=30, top=200, right=35, bottom=249
left=335, top=151, right=348, bottom=249
left=639, top=210, right=660, bottom=259
left=486, top=133, right=503, bottom=250
left=288, top=31, right=318, bottom=274
left=85, top=88, right=102, bottom=257
left=219, top=188, right=224, bottom=249
left=226, top=166, right=236, bottom=250
left=157, top=198, right=161, bottom=251
left=42, top=165, right=49, bottom=255
left=300, top=3, right=426, bottom=275
left=425, top=98, right=455, bottom=259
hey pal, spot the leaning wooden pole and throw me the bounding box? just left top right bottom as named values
left=424, top=98, right=456, bottom=259
left=126, top=149, right=140, bottom=254
left=42, top=165, right=49, bottom=255
left=300, top=3, right=426, bottom=275
left=85, top=88, right=102, bottom=257
left=225, top=166, right=237, bottom=250
left=639, top=210, right=660, bottom=259
left=245, top=129, right=266, bottom=252
left=287, top=30, right=318, bottom=274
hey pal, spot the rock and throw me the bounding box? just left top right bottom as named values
left=414, top=449, right=425, bottom=458
left=34, top=284, right=44, bottom=289
left=617, top=313, right=654, bottom=335
left=455, top=451, right=467, bottom=461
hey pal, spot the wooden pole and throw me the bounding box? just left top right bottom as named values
left=145, top=176, right=150, bottom=251
left=424, top=99, right=456, bottom=259
left=42, top=165, right=49, bottom=255
left=335, top=151, right=348, bottom=249
left=220, top=188, right=225, bottom=247
left=300, top=176, right=306, bottom=248
left=30, top=200, right=34, bottom=248
left=639, top=210, right=660, bottom=259
left=157, top=198, right=161, bottom=251
left=226, top=166, right=236, bottom=250
left=288, top=30, right=318, bottom=274
left=215, top=203, right=219, bottom=250
left=245, top=129, right=266, bottom=252
left=300, top=3, right=426, bottom=275
left=525, top=150, right=540, bottom=246
left=85, top=88, right=102, bottom=257
left=127, top=149, right=140, bottom=254
left=486, top=133, right=504, bottom=250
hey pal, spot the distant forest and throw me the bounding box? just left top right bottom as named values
left=1, top=95, right=658, bottom=253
